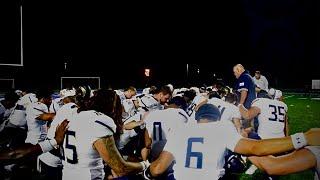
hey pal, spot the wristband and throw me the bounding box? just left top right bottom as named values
left=140, top=160, right=150, bottom=171
left=49, top=139, right=58, bottom=149
left=291, top=133, right=307, bottom=149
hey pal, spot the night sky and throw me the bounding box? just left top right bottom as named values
left=0, top=0, right=319, bottom=90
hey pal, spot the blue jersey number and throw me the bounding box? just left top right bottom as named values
left=65, top=130, right=78, bottom=164
left=153, top=122, right=163, bottom=141
left=185, top=137, right=204, bottom=169
left=217, top=105, right=226, bottom=117
left=269, top=105, right=285, bottom=122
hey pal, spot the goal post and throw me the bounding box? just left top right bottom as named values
left=60, top=77, right=101, bottom=90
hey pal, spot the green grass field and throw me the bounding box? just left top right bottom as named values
left=240, top=94, right=320, bottom=180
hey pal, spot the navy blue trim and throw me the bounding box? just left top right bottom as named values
left=178, top=111, right=188, bottom=121
left=95, top=120, right=114, bottom=134
left=33, top=107, right=46, bottom=113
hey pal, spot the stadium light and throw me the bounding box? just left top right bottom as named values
left=145, top=68, right=150, bottom=77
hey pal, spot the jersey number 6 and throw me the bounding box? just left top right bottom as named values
left=185, top=137, right=204, bottom=169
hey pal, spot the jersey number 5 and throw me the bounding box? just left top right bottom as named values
left=185, top=137, right=204, bottom=169
left=269, top=105, right=285, bottom=122
left=65, top=130, right=78, bottom=164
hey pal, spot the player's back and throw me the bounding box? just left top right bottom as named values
left=39, top=102, right=78, bottom=167
left=145, top=108, right=189, bottom=160
left=62, top=110, right=116, bottom=180
left=25, top=102, right=49, bottom=144
left=252, top=98, right=288, bottom=139
left=164, top=121, right=241, bottom=179
left=208, top=98, right=241, bottom=122
left=138, top=94, right=162, bottom=112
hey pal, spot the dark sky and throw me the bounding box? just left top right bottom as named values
left=0, top=0, right=319, bottom=90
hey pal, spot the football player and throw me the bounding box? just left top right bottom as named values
left=239, top=96, right=288, bottom=139
left=142, top=96, right=189, bottom=179
left=115, top=86, right=137, bottom=102
left=249, top=145, right=320, bottom=179
left=61, top=89, right=148, bottom=180
left=0, top=119, right=69, bottom=165
left=136, top=86, right=172, bottom=113
left=38, top=88, right=78, bottom=180
left=143, top=104, right=320, bottom=180
left=207, top=93, right=245, bottom=137
left=25, top=88, right=55, bottom=145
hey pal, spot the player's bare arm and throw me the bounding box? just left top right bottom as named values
left=36, top=112, right=56, bottom=121
left=0, top=119, right=69, bottom=165
left=248, top=148, right=316, bottom=175
left=146, top=151, right=174, bottom=178
left=239, top=90, right=248, bottom=105
left=94, top=135, right=145, bottom=177
left=141, top=129, right=152, bottom=161
left=239, top=104, right=260, bottom=120
left=233, top=118, right=248, bottom=137
left=123, top=120, right=144, bottom=130
left=234, top=128, right=320, bottom=156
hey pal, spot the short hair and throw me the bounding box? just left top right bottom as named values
left=154, top=85, right=172, bottom=96
left=149, top=86, right=158, bottom=94
left=168, top=96, right=187, bottom=110
left=125, top=86, right=136, bottom=93
left=225, top=93, right=238, bottom=103
left=208, top=91, right=221, bottom=99
left=234, top=64, right=245, bottom=70
left=183, top=90, right=196, bottom=101
left=195, top=104, right=221, bottom=122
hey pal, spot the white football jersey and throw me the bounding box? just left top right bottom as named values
left=49, top=99, right=61, bottom=114
left=164, top=121, right=242, bottom=179
left=118, top=112, right=143, bottom=150
left=145, top=108, right=189, bottom=161
left=115, top=90, right=126, bottom=102
left=62, top=110, right=116, bottom=180
left=0, top=102, right=14, bottom=125
left=25, top=102, right=49, bottom=145
left=137, top=94, right=163, bottom=112
left=18, top=93, right=38, bottom=109
left=39, top=102, right=78, bottom=167
left=186, top=95, right=207, bottom=123
left=207, top=98, right=241, bottom=122
left=6, top=104, right=27, bottom=128
left=122, top=99, right=137, bottom=118
left=251, top=98, right=288, bottom=139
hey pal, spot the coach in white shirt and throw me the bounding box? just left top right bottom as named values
left=253, top=71, right=269, bottom=93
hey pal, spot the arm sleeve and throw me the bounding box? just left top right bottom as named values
left=251, top=98, right=263, bottom=108
left=237, top=76, right=250, bottom=92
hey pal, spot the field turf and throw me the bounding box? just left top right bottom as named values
left=240, top=93, right=320, bottom=180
